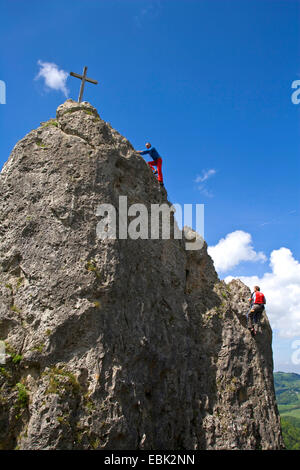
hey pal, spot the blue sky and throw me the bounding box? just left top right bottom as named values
left=1, top=0, right=300, bottom=372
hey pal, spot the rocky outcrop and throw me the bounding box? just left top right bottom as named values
left=0, top=100, right=284, bottom=449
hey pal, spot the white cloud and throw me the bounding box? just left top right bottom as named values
left=225, top=247, right=300, bottom=338
left=134, top=1, right=162, bottom=28
left=208, top=230, right=266, bottom=272
left=195, top=169, right=216, bottom=183
left=197, top=185, right=214, bottom=198
left=195, top=169, right=216, bottom=197
left=35, top=60, right=69, bottom=97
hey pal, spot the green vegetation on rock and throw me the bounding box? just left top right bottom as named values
left=15, top=382, right=29, bottom=409
left=43, top=366, right=80, bottom=396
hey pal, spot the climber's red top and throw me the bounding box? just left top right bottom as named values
left=253, top=291, right=266, bottom=304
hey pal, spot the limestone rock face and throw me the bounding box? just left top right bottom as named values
left=0, top=100, right=284, bottom=450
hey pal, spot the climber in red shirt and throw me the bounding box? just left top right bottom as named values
left=137, top=142, right=164, bottom=186
left=247, top=285, right=266, bottom=336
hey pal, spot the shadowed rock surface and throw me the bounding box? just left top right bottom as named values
left=0, top=100, right=284, bottom=450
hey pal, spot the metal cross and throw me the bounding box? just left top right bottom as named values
left=70, top=66, right=98, bottom=103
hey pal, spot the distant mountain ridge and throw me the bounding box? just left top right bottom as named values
left=274, top=372, right=300, bottom=449
left=274, top=372, right=300, bottom=405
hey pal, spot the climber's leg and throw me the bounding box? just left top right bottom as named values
left=247, top=309, right=254, bottom=330
left=253, top=305, right=264, bottom=332
left=148, top=161, right=156, bottom=172
left=248, top=305, right=263, bottom=336
left=156, top=158, right=163, bottom=183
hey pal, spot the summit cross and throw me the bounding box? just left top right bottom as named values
left=70, top=66, right=98, bottom=103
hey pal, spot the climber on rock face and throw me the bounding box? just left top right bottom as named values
left=137, top=142, right=164, bottom=186
left=247, top=285, right=266, bottom=336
